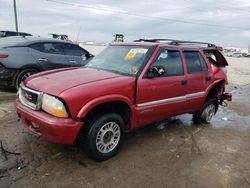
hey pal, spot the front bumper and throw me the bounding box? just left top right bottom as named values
left=0, top=67, right=18, bottom=87
left=15, top=98, right=83, bottom=145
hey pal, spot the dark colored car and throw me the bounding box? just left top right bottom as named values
left=0, top=36, right=93, bottom=89
left=15, top=39, right=231, bottom=161
left=0, top=30, right=32, bottom=38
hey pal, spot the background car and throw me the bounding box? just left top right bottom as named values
left=243, top=52, right=250, bottom=57
left=0, top=30, right=32, bottom=38
left=0, top=36, right=93, bottom=89
left=232, top=52, right=242, bottom=58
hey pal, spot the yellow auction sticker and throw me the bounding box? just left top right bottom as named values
left=125, top=48, right=148, bottom=60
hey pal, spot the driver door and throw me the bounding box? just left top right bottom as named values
left=136, top=48, right=188, bottom=126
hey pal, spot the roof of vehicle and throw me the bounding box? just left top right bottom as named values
left=0, top=30, right=32, bottom=37
left=111, top=38, right=221, bottom=50
left=0, top=36, right=73, bottom=48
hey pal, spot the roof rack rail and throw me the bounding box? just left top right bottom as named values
left=134, top=39, right=172, bottom=43
left=169, top=40, right=216, bottom=47
left=134, top=38, right=217, bottom=47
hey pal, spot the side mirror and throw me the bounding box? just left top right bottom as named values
left=83, top=53, right=94, bottom=61
left=88, top=53, right=94, bottom=58
left=81, top=54, right=87, bottom=61
left=147, top=66, right=166, bottom=78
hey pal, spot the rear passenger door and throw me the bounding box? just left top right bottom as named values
left=182, top=50, right=212, bottom=111
left=62, top=43, right=89, bottom=67
left=29, top=42, right=69, bottom=70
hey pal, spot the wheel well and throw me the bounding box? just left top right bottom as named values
left=19, top=67, right=41, bottom=72
left=83, top=101, right=131, bottom=129
left=206, top=80, right=225, bottom=102
left=19, top=64, right=42, bottom=72
left=14, top=67, right=40, bottom=79
left=13, top=67, right=40, bottom=85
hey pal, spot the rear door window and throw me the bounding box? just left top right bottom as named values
left=183, top=51, right=208, bottom=74
left=63, top=43, right=85, bottom=56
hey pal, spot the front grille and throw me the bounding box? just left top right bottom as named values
left=23, top=90, right=38, bottom=104
left=19, top=84, right=43, bottom=110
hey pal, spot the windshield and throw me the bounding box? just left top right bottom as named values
left=86, top=46, right=150, bottom=76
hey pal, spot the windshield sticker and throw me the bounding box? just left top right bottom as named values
left=125, top=51, right=136, bottom=60
left=132, top=48, right=148, bottom=54
left=125, top=48, right=148, bottom=60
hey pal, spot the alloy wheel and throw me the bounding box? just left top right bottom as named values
left=96, top=122, right=121, bottom=154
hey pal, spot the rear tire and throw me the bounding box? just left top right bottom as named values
left=15, top=68, right=38, bottom=90
left=79, top=113, right=125, bottom=161
left=193, top=99, right=218, bottom=124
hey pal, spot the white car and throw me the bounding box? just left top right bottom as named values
left=232, top=52, right=242, bottom=58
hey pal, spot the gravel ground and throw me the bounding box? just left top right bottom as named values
left=0, top=51, right=250, bottom=188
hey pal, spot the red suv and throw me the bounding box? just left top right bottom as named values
left=15, top=39, right=231, bottom=161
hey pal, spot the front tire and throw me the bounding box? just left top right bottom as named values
left=80, top=113, right=125, bottom=161
left=193, top=99, right=218, bottom=124
left=15, top=68, right=38, bottom=90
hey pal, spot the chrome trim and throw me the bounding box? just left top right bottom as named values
left=137, top=96, right=185, bottom=107
left=137, top=91, right=205, bottom=107
left=186, top=91, right=205, bottom=99
left=19, top=83, right=43, bottom=110
left=140, top=109, right=154, bottom=114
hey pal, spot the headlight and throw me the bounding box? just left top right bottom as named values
left=42, top=94, right=68, bottom=118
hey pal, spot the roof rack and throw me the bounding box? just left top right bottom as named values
left=134, top=38, right=217, bottom=47
left=134, top=39, right=173, bottom=43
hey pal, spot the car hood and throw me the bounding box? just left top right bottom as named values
left=25, top=67, right=124, bottom=96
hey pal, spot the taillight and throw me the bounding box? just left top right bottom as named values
left=0, top=54, right=9, bottom=58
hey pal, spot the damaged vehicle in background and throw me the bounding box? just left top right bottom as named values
left=15, top=38, right=232, bottom=161
left=0, top=36, right=93, bottom=89
left=0, top=30, right=32, bottom=38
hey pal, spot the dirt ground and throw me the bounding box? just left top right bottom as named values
left=1, top=55, right=250, bottom=188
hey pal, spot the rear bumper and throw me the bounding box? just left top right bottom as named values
left=15, top=98, right=83, bottom=145
left=0, top=67, right=17, bottom=87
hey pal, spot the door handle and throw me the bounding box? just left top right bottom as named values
left=205, top=76, right=211, bottom=81
left=69, top=60, right=76, bottom=64
left=38, top=58, right=48, bottom=62
left=181, top=80, right=188, bottom=85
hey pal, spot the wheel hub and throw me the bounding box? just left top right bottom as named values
left=103, top=131, right=114, bottom=144
left=22, top=72, right=33, bottom=81
left=96, top=122, right=121, bottom=154
left=202, top=104, right=216, bottom=123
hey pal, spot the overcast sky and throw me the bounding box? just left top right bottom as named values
left=1, top=0, right=250, bottom=47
